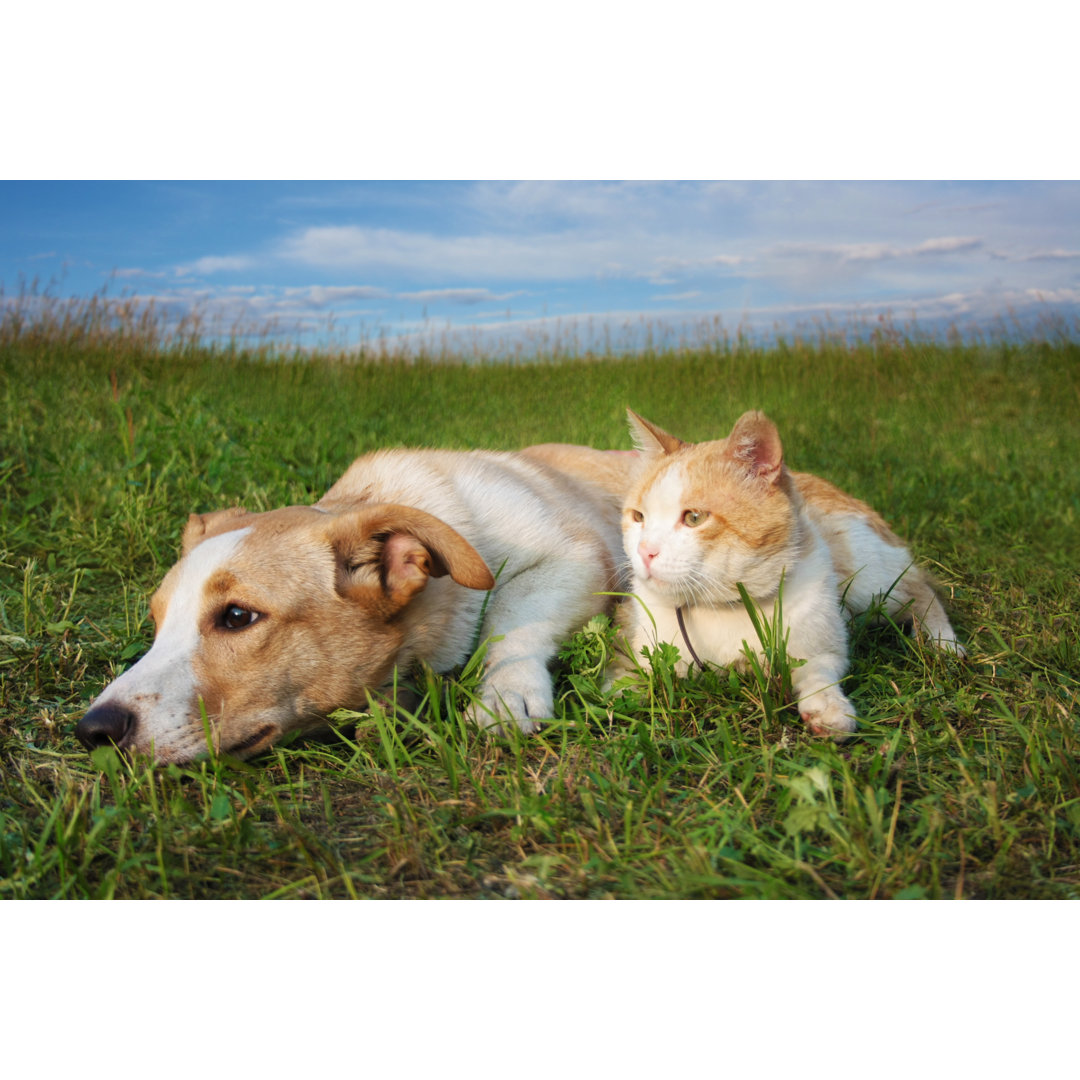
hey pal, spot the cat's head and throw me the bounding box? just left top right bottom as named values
left=622, top=409, right=804, bottom=605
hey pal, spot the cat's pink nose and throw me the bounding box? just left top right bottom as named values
left=637, top=541, right=659, bottom=571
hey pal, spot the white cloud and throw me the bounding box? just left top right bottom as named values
left=1020, top=249, right=1080, bottom=261
left=112, top=267, right=168, bottom=279
left=176, top=254, right=255, bottom=276
left=283, top=284, right=388, bottom=306
left=644, top=253, right=746, bottom=283
left=1024, top=286, right=1080, bottom=303
left=771, top=236, right=982, bottom=263
left=397, top=287, right=522, bottom=305
left=911, top=236, right=983, bottom=256
left=654, top=254, right=745, bottom=270
left=705, top=285, right=1079, bottom=328
left=465, top=180, right=668, bottom=224
left=278, top=225, right=630, bottom=280
left=278, top=222, right=756, bottom=286
left=903, top=200, right=1003, bottom=217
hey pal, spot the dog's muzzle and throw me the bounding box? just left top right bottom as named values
left=76, top=702, right=137, bottom=752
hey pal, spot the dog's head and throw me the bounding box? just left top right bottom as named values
left=76, top=503, right=493, bottom=763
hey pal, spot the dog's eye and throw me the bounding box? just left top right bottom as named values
left=221, top=605, right=261, bottom=630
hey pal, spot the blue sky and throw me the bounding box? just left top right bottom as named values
left=3, top=181, right=1079, bottom=354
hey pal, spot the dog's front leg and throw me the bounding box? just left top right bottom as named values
left=470, top=559, right=603, bottom=734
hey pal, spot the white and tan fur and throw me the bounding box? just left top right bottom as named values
left=77, top=444, right=633, bottom=764
left=614, top=410, right=963, bottom=736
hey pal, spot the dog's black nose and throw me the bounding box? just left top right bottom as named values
left=76, top=702, right=136, bottom=751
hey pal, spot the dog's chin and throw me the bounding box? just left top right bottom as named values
left=222, top=724, right=281, bottom=759
left=117, top=722, right=285, bottom=766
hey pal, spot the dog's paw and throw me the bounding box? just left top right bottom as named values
left=470, top=661, right=553, bottom=735
left=799, top=690, right=857, bottom=739
left=468, top=706, right=543, bottom=737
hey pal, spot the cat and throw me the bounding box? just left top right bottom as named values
left=612, top=409, right=964, bottom=736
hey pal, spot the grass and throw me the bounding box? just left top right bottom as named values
left=1, top=297, right=1078, bottom=899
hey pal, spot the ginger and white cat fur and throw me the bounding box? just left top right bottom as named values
left=615, top=410, right=963, bottom=736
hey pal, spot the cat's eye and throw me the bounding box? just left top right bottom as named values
left=683, top=509, right=708, bottom=527
left=629, top=509, right=644, bottom=523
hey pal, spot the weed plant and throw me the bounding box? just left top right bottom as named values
left=1, top=295, right=1078, bottom=898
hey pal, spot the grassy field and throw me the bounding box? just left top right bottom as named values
left=1, top=304, right=1078, bottom=899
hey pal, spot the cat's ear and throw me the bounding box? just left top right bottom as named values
left=727, top=411, right=784, bottom=484
left=627, top=410, right=686, bottom=455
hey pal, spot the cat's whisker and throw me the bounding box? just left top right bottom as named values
left=680, top=567, right=718, bottom=608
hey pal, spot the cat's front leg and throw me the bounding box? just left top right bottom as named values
left=604, top=596, right=692, bottom=687
left=791, top=653, right=857, bottom=736
left=603, top=600, right=652, bottom=688
left=786, top=595, right=857, bottom=737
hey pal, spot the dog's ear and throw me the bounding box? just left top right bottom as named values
left=181, top=507, right=249, bottom=555
left=329, top=504, right=494, bottom=612
left=627, top=409, right=686, bottom=455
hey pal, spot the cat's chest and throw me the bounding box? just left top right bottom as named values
left=631, top=591, right=766, bottom=673
left=672, top=602, right=768, bottom=670
left=632, top=542, right=837, bottom=672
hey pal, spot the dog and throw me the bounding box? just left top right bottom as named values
left=76, top=443, right=635, bottom=764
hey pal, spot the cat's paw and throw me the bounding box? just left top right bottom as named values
left=601, top=656, right=640, bottom=693
left=913, top=608, right=966, bottom=658
left=933, top=634, right=967, bottom=659
left=800, top=693, right=857, bottom=739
